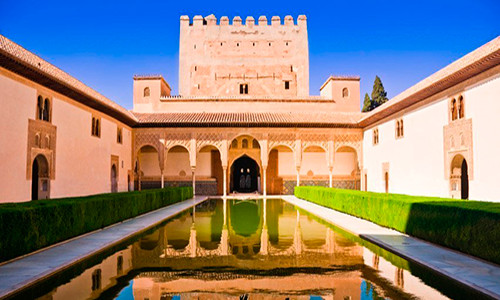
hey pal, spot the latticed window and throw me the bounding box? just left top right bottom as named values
left=242, top=139, right=248, bottom=149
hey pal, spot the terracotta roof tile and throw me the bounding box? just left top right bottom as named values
left=360, top=36, right=500, bottom=126
left=133, top=112, right=364, bottom=127
left=0, top=35, right=137, bottom=124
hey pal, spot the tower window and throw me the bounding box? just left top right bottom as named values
left=143, top=87, right=150, bottom=97
left=284, top=81, right=290, bottom=90
left=342, top=88, right=349, bottom=98
left=240, top=84, right=248, bottom=94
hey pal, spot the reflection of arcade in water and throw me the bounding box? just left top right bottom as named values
left=132, top=198, right=363, bottom=269
left=35, top=199, right=452, bottom=300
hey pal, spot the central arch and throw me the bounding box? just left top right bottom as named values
left=31, top=154, right=50, bottom=200
left=230, top=155, right=260, bottom=193
left=450, top=154, right=469, bottom=199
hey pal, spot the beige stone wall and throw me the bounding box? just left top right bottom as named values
left=0, top=67, right=132, bottom=202
left=178, top=15, right=309, bottom=97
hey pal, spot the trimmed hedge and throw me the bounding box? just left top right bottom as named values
left=0, top=187, right=192, bottom=262
left=295, top=186, right=500, bottom=265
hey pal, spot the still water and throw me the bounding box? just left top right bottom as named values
left=26, top=199, right=481, bottom=299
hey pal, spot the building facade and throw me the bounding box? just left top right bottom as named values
left=0, top=15, right=499, bottom=203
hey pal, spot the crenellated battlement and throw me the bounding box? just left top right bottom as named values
left=180, top=14, right=307, bottom=28
left=178, top=14, right=309, bottom=97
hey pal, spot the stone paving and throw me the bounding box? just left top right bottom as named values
left=0, top=196, right=208, bottom=299
left=282, top=195, right=500, bottom=299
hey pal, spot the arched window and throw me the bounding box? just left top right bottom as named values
left=451, top=99, right=457, bottom=121
left=342, top=87, right=349, bottom=98
left=37, top=96, right=43, bottom=120
left=143, top=87, right=150, bottom=97
left=43, top=98, right=50, bottom=121
left=231, top=139, right=238, bottom=149
left=373, top=129, right=379, bottom=145
left=242, top=139, right=248, bottom=149
left=458, top=96, right=465, bottom=119
left=252, top=139, right=260, bottom=149
left=45, top=135, right=50, bottom=149
left=35, top=134, right=41, bottom=148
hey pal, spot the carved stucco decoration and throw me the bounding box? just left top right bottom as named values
left=334, top=133, right=362, bottom=155
left=134, top=131, right=165, bottom=170
left=301, top=133, right=331, bottom=152
left=26, top=119, right=57, bottom=179
left=443, top=118, right=473, bottom=180
left=196, top=132, right=225, bottom=152
left=268, top=133, right=296, bottom=153
left=164, top=133, right=192, bottom=151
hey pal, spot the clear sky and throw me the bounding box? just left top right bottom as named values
left=1, top=0, right=498, bottom=109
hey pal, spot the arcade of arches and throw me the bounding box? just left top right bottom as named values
left=133, top=129, right=363, bottom=196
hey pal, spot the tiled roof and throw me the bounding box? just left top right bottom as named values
left=359, top=36, right=500, bottom=127
left=0, top=35, right=137, bottom=125
left=133, top=112, right=364, bottom=127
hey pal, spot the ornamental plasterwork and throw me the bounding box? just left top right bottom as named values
left=334, top=133, right=362, bottom=154
left=196, top=133, right=225, bottom=152
left=163, top=133, right=192, bottom=151
left=443, top=118, right=473, bottom=179
left=26, top=119, right=57, bottom=179
left=301, top=133, right=331, bottom=151
left=268, top=133, right=296, bottom=153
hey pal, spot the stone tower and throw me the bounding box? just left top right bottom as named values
left=179, top=14, right=309, bottom=97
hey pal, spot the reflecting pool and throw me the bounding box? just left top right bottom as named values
left=22, top=199, right=483, bottom=299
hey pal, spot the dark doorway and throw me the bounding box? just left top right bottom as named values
left=231, top=156, right=259, bottom=193
left=111, top=164, right=118, bottom=193
left=31, top=155, right=49, bottom=200
left=31, top=158, right=39, bottom=200
left=461, top=160, right=469, bottom=199
left=384, top=172, right=389, bottom=193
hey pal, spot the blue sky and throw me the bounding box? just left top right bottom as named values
left=1, top=0, right=498, bottom=109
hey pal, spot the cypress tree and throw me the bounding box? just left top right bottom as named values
left=371, top=75, right=388, bottom=109
left=362, top=93, right=372, bottom=112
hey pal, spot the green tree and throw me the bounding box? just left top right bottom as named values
left=371, top=75, right=388, bottom=109
left=362, top=93, right=372, bottom=112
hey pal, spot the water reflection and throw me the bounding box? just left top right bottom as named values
left=34, top=199, right=452, bottom=300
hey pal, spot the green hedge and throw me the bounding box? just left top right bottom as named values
left=295, top=186, right=500, bottom=265
left=0, top=187, right=192, bottom=262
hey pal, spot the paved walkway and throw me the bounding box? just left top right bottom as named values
left=0, top=196, right=208, bottom=299
left=282, top=195, right=500, bottom=299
